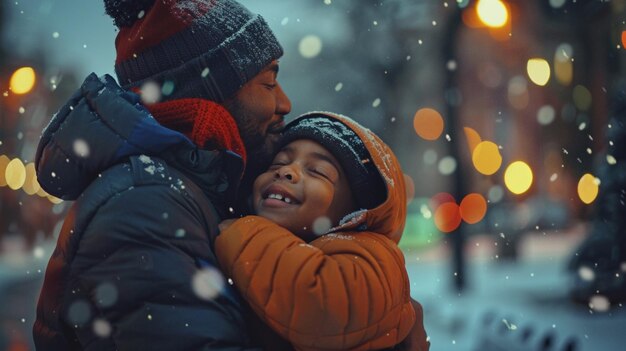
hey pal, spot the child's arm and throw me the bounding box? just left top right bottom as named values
left=215, top=215, right=416, bottom=351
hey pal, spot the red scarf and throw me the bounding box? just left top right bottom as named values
left=146, top=98, right=247, bottom=163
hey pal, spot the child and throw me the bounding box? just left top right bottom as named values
left=215, top=112, right=428, bottom=351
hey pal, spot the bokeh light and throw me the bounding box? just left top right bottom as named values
left=413, top=108, right=444, bottom=140
left=476, top=0, right=508, bottom=28
left=313, top=216, right=332, bottom=235
left=0, top=155, right=10, bottom=186
left=488, top=185, right=504, bottom=203
left=10, top=66, right=36, bottom=94
left=573, top=85, right=592, bottom=111
left=95, top=283, right=119, bottom=308
left=430, top=192, right=456, bottom=210
left=5, top=158, right=26, bottom=190
left=537, top=105, right=556, bottom=125
left=434, top=202, right=462, bottom=233
left=192, top=266, right=225, bottom=300
left=67, top=300, right=91, bottom=325
left=504, top=161, right=533, bottom=195
left=460, top=193, right=487, bottom=224
left=140, top=81, right=162, bottom=105
left=578, top=173, right=600, bottom=204
left=22, top=162, right=40, bottom=195
left=463, top=127, right=482, bottom=153
left=472, top=141, right=502, bottom=175
left=589, top=295, right=610, bottom=312
left=508, top=76, right=529, bottom=109
left=527, top=58, right=551, bottom=86
left=93, top=319, right=113, bottom=338
left=299, top=35, right=323, bottom=58
left=438, top=156, right=457, bottom=175
left=48, top=195, right=64, bottom=204
left=423, top=149, right=438, bottom=165
left=36, top=185, right=48, bottom=198
left=554, top=43, right=573, bottom=85
left=622, top=31, right=626, bottom=49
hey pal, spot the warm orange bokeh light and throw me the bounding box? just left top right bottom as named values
left=5, top=158, right=26, bottom=190
left=48, top=195, right=63, bottom=204
left=0, top=155, right=10, bottom=186
left=622, top=31, right=626, bottom=49
left=413, top=108, right=444, bottom=141
left=22, top=163, right=40, bottom=195
left=463, top=127, right=482, bottom=153
left=476, top=0, right=508, bottom=28
left=10, top=67, right=36, bottom=94
left=460, top=193, right=487, bottom=224
left=430, top=192, right=456, bottom=210
left=578, top=173, right=600, bottom=204
left=527, top=58, right=551, bottom=86
left=472, top=141, right=502, bottom=175
left=434, top=202, right=462, bottom=233
left=504, top=161, right=534, bottom=195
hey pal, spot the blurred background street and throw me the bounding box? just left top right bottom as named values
left=1, top=0, right=626, bottom=350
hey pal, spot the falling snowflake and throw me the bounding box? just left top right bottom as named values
left=589, top=295, right=610, bottom=312
left=313, top=216, right=332, bottom=235
left=95, top=282, right=118, bottom=308
left=73, top=139, right=90, bottom=158
left=502, top=319, right=517, bottom=330
left=192, top=267, right=225, bottom=301
left=175, top=228, right=186, bottom=238
left=93, top=319, right=112, bottom=338
left=67, top=300, right=91, bottom=325
left=578, top=266, right=595, bottom=281
left=140, top=81, right=161, bottom=104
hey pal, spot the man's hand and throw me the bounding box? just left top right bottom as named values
left=219, top=219, right=237, bottom=232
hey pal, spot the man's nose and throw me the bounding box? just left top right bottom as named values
left=275, top=84, right=291, bottom=116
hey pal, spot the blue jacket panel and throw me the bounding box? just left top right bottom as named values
left=33, top=74, right=255, bottom=350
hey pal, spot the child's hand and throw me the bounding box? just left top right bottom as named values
left=219, top=219, right=237, bottom=232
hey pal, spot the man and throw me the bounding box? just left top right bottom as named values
left=33, top=1, right=427, bottom=350
left=34, top=1, right=290, bottom=349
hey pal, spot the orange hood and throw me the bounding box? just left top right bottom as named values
left=297, top=112, right=407, bottom=244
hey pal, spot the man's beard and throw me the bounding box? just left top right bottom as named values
left=222, top=99, right=279, bottom=216
left=223, top=99, right=276, bottom=176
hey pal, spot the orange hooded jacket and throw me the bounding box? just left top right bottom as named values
left=215, top=112, right=425, bottom=351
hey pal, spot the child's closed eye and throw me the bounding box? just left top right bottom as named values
left=268, top=161, right=287, bottom=170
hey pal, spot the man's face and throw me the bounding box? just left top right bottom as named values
left=223, top=60, right=291, bottom=168
left=252, top=139, right=356, bottom=241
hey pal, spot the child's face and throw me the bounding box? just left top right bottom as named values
left=252, top=139, right=355, bottom=240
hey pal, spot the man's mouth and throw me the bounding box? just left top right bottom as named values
left=267, top=119, right=286, bottom=134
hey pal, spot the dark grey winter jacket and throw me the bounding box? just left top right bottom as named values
left=32, top=74, right=258, bottom=350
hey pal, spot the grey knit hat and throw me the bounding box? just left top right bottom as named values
left=105, top=0, right=283, bottom=102
left=279, top=113, right=387, bottom=210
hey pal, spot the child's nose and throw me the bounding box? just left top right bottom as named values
left=275, top=166, right=299, bottom=182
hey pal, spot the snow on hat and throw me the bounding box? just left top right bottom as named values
left=279, top=113, right=387, bottom=210
left=104, top=0, right=283, bottom=102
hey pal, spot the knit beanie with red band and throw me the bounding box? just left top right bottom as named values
left=104, top=0, right=284, bottom=103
